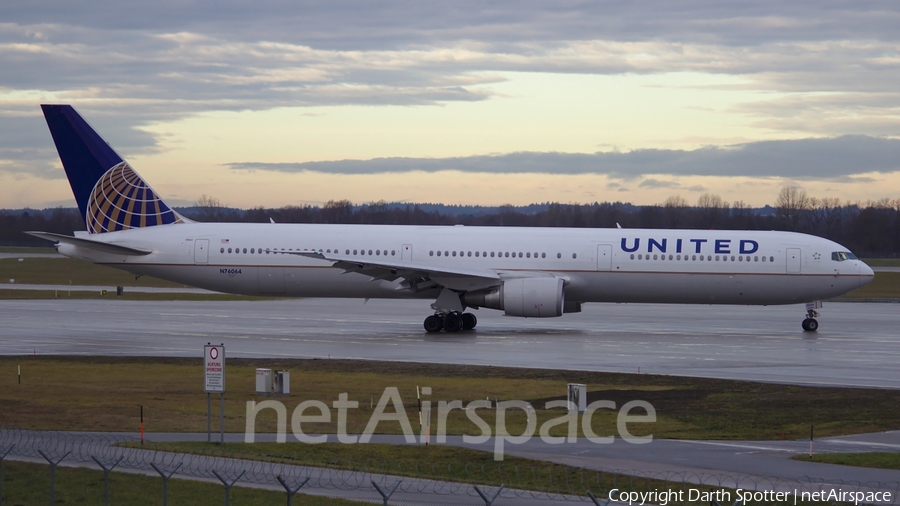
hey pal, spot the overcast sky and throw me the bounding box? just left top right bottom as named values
left=2, top=1, right=899, bottom=209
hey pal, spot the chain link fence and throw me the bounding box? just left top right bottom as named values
left=1, top=428, right=898, bottom=505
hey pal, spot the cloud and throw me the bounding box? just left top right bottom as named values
left=638, top=178, right=681, bottom=189
left=226, top=135, right=900, bottom=179
left=3, top=2, right=900, bottom=180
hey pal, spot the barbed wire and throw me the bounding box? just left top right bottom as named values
left=1, top=428, right=898, bottom=504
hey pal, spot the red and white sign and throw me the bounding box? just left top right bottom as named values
left=204, top=344, right=225, bottom=393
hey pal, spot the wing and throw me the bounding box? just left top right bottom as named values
left=286, top=250, right=501, bottom=292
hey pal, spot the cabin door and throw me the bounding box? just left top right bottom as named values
left=786, top=248, right=801, bottom=274
left=597, top=244, right=612, bottom=271
left=194, top=239, right=209, bottom=264
left=402, top=244, right=412, bottom=261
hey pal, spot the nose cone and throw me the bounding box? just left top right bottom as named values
left=859, top=261, right=875, bottom=287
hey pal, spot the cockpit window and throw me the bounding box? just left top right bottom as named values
left=831, top=251, right=858, bottom=261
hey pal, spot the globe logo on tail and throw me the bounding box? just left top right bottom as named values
left=86, top=162, right=184, bottom=234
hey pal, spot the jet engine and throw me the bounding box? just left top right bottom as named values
left=463, top=277, right=565, bottom=317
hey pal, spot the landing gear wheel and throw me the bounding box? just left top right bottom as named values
left=443, top=313, right=463, bottom=333
left=461, top=313, right=477, bottom=330
left=802, top=318, right=819, bottom=332
left=424, top=315, right=444, bottom=333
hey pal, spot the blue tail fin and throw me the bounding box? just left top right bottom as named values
left=41, top=104, right=185, bottom=234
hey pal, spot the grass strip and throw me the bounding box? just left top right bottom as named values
left=0, top=289, right=272, bottom=301
left=2, top=357, right=900, bottom=440
left=124, top=441, right=846, bottom=505
left=839, top=272, right=900, bottom=299
left=861, top=258, right=900, bottom=267
left=118, top=441, right=736, bottom=501
left=0, top=257, right=181, bottom=287
left=791, top=452, right=900, bottom=470
left=0, top=459, right=366, bottom=505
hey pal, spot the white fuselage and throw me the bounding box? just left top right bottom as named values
left=58, top=223, right=874, bottom=307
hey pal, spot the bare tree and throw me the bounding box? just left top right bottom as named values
left=195, top=194, right=225, bottom=222
left=776, top=186, right=810, bottom=231
left=811, top=197, right=845, bottom=236
left=663, top=195, right=688, bottom=228
left=322, top=199, right=354, bottom=223
left=696, top=193, right=730, bottom=229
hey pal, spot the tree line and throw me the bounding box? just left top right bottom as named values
left=3, top=188, right=899, bottom=257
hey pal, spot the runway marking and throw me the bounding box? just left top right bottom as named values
left=676, top=440, right=797, bottom=452
left=823, top=439, right=900, bottom=450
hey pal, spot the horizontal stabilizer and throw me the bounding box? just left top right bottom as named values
left=25, top=231, right=152, bottom=256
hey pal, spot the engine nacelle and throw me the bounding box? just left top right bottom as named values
left=463, top=277, right=565, bottom=317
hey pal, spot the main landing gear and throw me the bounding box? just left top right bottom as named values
left=423, top=312, right=477, bottom=333
left=802, top=302, right=820, bottom=332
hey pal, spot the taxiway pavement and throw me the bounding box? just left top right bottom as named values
left=0, top=298, right=898, bottom=389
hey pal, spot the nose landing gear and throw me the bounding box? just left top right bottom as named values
left=802, top=302, right=821, bottom=332
left=801, top=317, right=819, bottom=332
left=423, top=312, right=478, bottom=333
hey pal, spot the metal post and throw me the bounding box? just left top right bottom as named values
left=474, top=484, right=505, bottom=506
left=38, top=450, right=70, bottom=506
left=220, top=393, right=225, bottom=444
left=91, top=456, right=123, bottom=506
left=371, top=479, right=402, bottom=506
left=809, top=424, right=814, bottom=457
left=151, top=462, right=182, bottom=506
left=0, top=445, right=16, bottom=506
left=207, top=393, right=211, bottom=443
left=213, top=470, right=245, bottom=506
left=588, top=491, right=610, bottom=506
left=276, top=475, right=310, bottom=506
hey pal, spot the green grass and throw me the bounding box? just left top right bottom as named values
left=861, top=258, right=900, bottom=267
left=0, top=246, right=57, bottom=254
left=0, top=257, right=180, bottom=287
left=839, top=272, right=900, bottom=299
left=0, top=460, right=366, bottom=505
left=0, top=289, right=273, bottom=301
left=3, top=357, right=900, bottom=441
left=121, top=441, right=731, bottom=500
left=791, top=452, right=900, bottom=470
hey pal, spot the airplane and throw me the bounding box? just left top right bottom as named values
left=29, top=105, right=874, bottom=333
